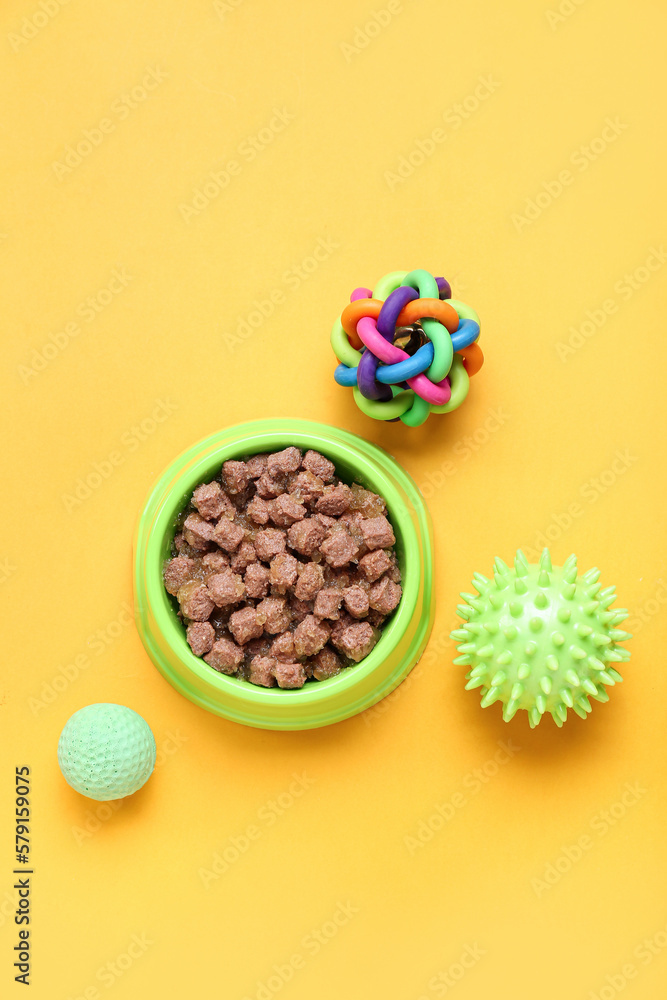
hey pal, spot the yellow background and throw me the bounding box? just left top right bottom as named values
left=2, top=1, right=666, bottom=997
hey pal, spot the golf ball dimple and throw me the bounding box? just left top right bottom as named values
left=57, top=703, right=156, bottom=801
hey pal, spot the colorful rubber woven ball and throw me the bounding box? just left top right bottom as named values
left=451, top=549, right=631, bottom=728
left=331, top=268, right=483, bottom=427
left=58, top=703, right=156, bottom=800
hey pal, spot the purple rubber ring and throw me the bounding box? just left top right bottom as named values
left=377, top=285, right=419, bottom=339
left=358, top=285, right=418, bottom=400
left=357, top=350, right=392, bottom=400
left=436, top=276, right=452, bottom=300
left=349, top=285, right=391, bottom=400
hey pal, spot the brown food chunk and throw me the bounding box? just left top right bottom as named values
left=246, top=453, right=268, bottom=478
left=313, top=587, right=343, bottom=620
left=320, top=527, right=359, bottom=568
left=349, top=483, right=386, bottom=516
left=270, top=632, right=296, bottom=662
left=289, top=471, right=325, bottom=502
left=253, top=528, right=287, bottom=562
left=247, top=496, right=271, bottom=525
left=174, top=533, right=204, bottom=558
left=294, top=562, right=325, bottom=602
left=303, top=449, right=335, bottom=482
left=290, top=596, right=312, bottom=623
left=192, top=482, right=232, bottom=521
left=269, top=493, right=306, bottom=528
left=340, top=513, right=367, bottom=558
left=287, top=517, right=328, bottom=556
left=186, top=621, right=215, bottom=656
left=177, top=580, right=214, bottom=621
left=244, top=562, right=270, bottom=599
left=339, top=509, right=363, bottom=527
left=223, top=460, right=251, bottom=495
left=273, top=661, right=307, bottom=689
left=212, top=518, right=245, bottom=553
left=267, top=447, right=302, bottom=477
left=343, top=585, right=370, bottom=619
left=312, top=647, right=343, bottom=681
left=182, top=513, right=215, bottom=551
left=360, top=515, right=395, bottom=550
left=358, top=549, right=393, bottom=582
left=163, top=556, right=195, bottom=595
left=255, top=472, right=286, bottom=499
left=202, top=551, right=230, bottom=575
left=248, top=655, right=276, bottom=687
left=228, top=606, right=264, bottom=645
left=294, top=615, right=330, bottom=657
left=316, top=484, right=353, bottom=516
left=369, top=576, right=402, bottom=614
left=206, top=568, right=245, bottom=607
left=204, top=637, right=244, bottom=674
left=269, top=552, right=299, bottom=593
left=245, top=636, right=271, bottom=658
left=331, top=621, right=377, bottom=662
left=256, top=597, right=291, bottom=634
left=230, top=540, right=257, bottom=573
left=313, top=513, right=337, bottom=530
left=387, top=553, right=402, bottom=583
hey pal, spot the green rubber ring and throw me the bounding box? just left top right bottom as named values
left=421, top=316, right=454, bottom=382
left=430, top=355, right=470, bottom=413
left=330, top=319, right=362, bottom=367
left=373, top=270, right=407, bottom=300
left=400, top=394, right=431, bottom=427
left=353, top=385, right=414, bottom=420
left=133, top=419, right=435, bottom=730
left=447, top=298, right=480, bottom=328
left=400, top=271, right=453, bottom=382
left=401, top=269, right=440, bottom=299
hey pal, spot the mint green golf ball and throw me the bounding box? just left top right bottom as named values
left=58, top=704, right=156, bottom=801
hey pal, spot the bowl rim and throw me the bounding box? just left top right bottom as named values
left=134, top=419, right=433, bottom=727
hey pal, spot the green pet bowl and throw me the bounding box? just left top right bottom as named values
left=133, top=419, right=434, bottom=730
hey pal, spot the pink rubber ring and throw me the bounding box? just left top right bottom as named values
left=356, top=316, right=451, bottom=406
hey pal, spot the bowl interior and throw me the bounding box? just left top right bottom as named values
left=150, top=431, right=420, bottom=701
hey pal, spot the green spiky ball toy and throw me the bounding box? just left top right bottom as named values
left=451, top=549, right=631, bottom=728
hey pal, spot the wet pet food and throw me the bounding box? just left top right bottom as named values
left=163, top=447, right=402, bottom=689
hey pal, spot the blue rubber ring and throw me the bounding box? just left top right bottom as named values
left=450, top=318, right=480, bottom=352
left=334, top=363, right=358, bottom=386
left=376, top=343, right=434, bottom=383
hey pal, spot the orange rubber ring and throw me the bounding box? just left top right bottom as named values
left=395, top=298, right=459, bottom=334
left=458, top=342, right=484, bottom=376
left=341, top=299, right=383, bottom=350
